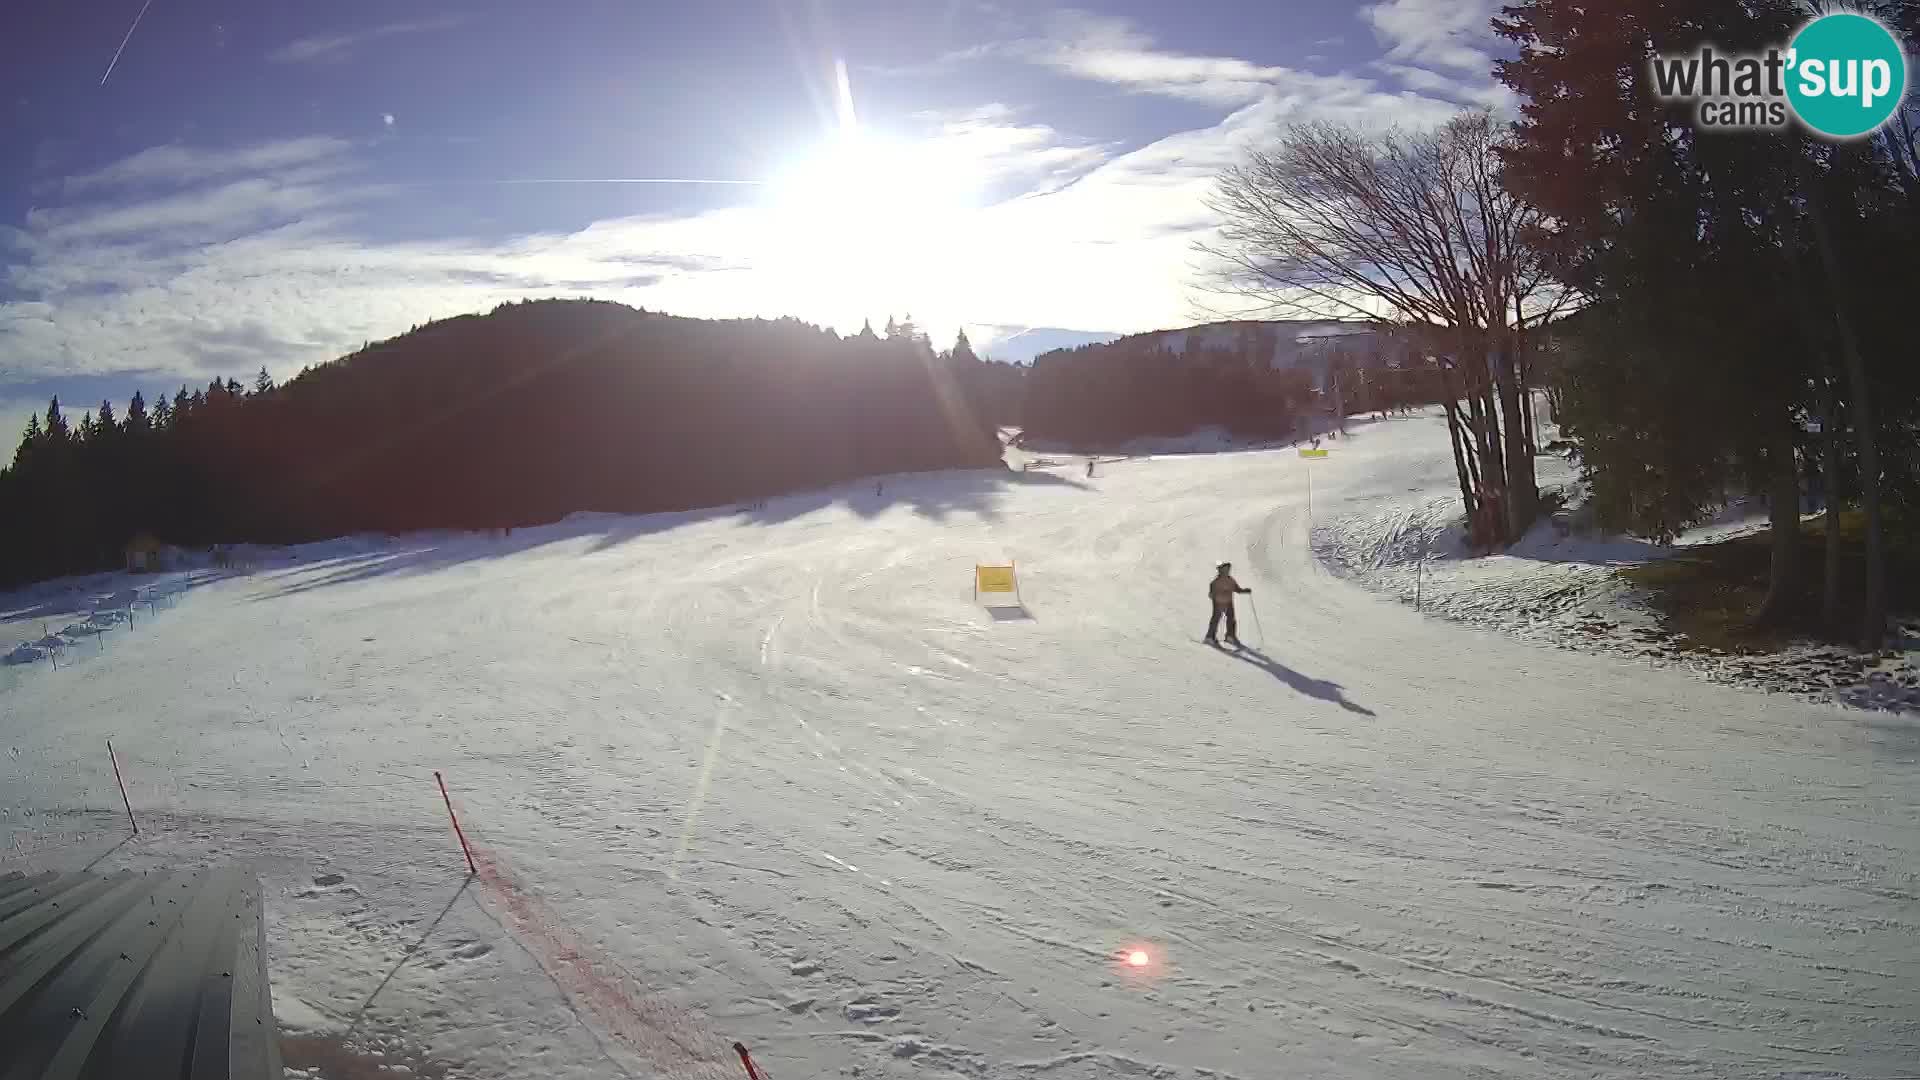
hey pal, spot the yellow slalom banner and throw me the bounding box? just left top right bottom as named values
left=974, top=562, right=1020, bottom=604
left=1297, top=448, right=1329, bottom=459
left=975, top=564, right=1016, bottom=593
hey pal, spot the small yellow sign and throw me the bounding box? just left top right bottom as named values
left=975, top=565, right=1018, bottom=593
left=1297, top=448, right=1330, bottom=459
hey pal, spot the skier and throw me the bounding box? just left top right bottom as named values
left=1205, top=562, right=1251, bottom=646
left=1086, top=458, right=1096, bottom=479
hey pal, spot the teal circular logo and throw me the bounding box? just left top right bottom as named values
left=1786, top=13, right=1907, bottom=138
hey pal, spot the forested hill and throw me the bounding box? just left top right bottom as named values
left=1, top=299, right=1015, bottom=586
left=1021, top=328, right=1314, bottom=448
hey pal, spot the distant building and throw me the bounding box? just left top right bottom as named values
left=125, top=531, right=164, bottom=572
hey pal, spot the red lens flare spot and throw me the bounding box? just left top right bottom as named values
left=1126, top=949, right=1151, bottom=968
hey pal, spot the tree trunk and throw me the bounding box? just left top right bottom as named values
left=1477, top=384, right=1508, bottom=541
left=1463, top=354, right=1499, bottom=466
left=1460, top=413, right=1482, bottom=494
left=1496, top=335, right=1538, bottom=541
left=1443, top=399, right=1476, bottom=522
left=1807, top=192, right=1886, bottom=651
left=1519, top=335, right=1539, bottom=451
left=1819, top=373, right=1843, bottom=630
left=1753, top=417, right=1801, bottom=627
left=1777, top=163, right=1839, bottom=635
left=1521, top=373, right=1536, bottom=451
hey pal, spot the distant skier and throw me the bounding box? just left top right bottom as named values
left=1086, top=458, right=1096, bottom=479
left=1205, top=562, right=1251, bottom=646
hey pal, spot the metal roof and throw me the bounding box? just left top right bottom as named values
left=0, top=866, right=282, bottom=1080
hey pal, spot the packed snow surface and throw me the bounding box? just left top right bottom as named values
left=3, top=410, right=1915, bottom=1080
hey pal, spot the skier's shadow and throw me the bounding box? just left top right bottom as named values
left=1226, top=645, right=1376, bottom=716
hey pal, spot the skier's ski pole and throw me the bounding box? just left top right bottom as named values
left=1248, top=594, right=1266, bottom=649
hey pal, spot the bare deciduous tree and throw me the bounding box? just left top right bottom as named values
left=1195, top=111, right=1575, bottom=544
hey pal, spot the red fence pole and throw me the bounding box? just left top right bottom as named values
left=435, top=770, right=478, bottom=875
left=107, top=740, right=138, bottom=835
left=733, top=1042, right=764, bottom=1080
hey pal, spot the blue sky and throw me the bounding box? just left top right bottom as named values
left=1, top=0, right=1513, bottom=443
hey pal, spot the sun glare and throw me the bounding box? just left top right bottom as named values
left=771, top=134, right=975, bottom=226
left=761, top=130, right=984, bottom=321
left=748, top=59, right=999, bottom=330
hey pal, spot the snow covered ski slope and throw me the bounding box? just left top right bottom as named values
left=2, top=411, right=1915, bottom=1079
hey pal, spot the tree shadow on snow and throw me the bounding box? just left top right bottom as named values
left=739, top=464, right=1088, bottom=528
left=248, top=465, right=1091, bottom=602
left=1494, top=526, right=1669, bottom=567
left=1225, top=645, right=1376, bottom=716
left=245, top=512, right=722, bottom=602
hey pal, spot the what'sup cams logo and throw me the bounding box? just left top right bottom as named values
left=1651, top=12, right=1909, bottom=138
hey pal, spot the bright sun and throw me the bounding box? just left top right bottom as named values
left=753, top=59, right=993, bottom=330
left=771, top=134, right=974, bottom=228
left=761, top=130, right=984, bottom=323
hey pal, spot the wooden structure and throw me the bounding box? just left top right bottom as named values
left=125, top=532, right=164, bottom=573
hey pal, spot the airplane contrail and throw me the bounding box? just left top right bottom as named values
left=101, top=0, right=156, bottom=86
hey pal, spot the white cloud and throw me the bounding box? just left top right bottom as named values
left=913, top=104, right=1110, bottom=188
left=0, top=127, right=1063, bottom=388
left=1376, top=63, right=1517, bottom=111
left=1362, top=0, right=1502, bottom=76
left=1024, top=11, right=1298, bottom=105
left=0, top=50, right=1485, bottom=400
left=1011, top=9, right=1497, bottom=124
left=268, top=16, right=465, bottom=65
left=1355, top=2, right=1520, bottom=115
left=27, top=175, right=360, bottom=245
left=1379, top=62, right=1467, bottom=96
left=61, top=137, right=354, bottom=195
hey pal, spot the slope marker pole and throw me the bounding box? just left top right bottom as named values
left=733, top=1042, right=765, bottom=1079
left=435, top=771, right=478, bottom=875
left=107, top=740, right=138, bottom=835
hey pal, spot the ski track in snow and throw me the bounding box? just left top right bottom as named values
left=3, top=414, right=1917, bottom=1079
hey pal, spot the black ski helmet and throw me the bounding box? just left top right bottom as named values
left=1217, top=562, right=1231, bottom=572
